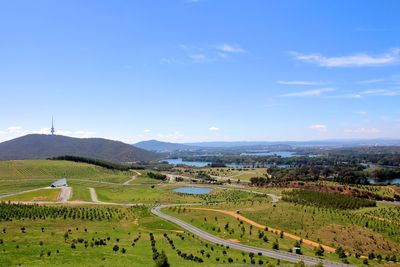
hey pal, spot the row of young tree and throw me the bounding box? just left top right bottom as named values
left=147, top=172, right=167, bottom=181
left=282, top=189, right=376, bottom=210
left=0, top=203, right=131, bottom=221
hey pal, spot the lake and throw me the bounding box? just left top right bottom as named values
left=368, top=178, right=400, bottom=185
left=172, top=187, right=212, bottom=195
left=163, top=158, right=211, bottom=167
left=240, top=151, right=296, bottom=157
left=163, top=158, right=289, bottom=168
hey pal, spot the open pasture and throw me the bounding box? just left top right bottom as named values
left=0, top=204, right=284, bottom=267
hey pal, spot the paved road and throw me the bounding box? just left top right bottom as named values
left=88, top=187, right=99, bottom=202
left=151, top=204, right=352, bottom=267
left=58, top=187, right=72, bottom=203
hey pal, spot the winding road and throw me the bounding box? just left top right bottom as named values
left=151, top=205, right=351, bottom=267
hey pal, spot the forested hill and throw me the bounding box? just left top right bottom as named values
left=0, top=134, right=159, bottom=163
left=134, top=139, right=198, bottom=152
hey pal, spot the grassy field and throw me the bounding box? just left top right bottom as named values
left=164, top=201, right=400, bottom=266
left=0, top=204, right=285, bottom=267
left=0, top=188, right=61, bottom=202
left=0, top=160, right=132, bottom=183
left=1, top=160, right=399, bottom=266
left=174, top=167, right=268, bottom=182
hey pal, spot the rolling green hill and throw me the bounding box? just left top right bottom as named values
left=0, top=134, right=159, bottom=163
left=0, top=160, right=131, bottom=180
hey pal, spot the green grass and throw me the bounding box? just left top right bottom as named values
left=70, top=186, right=91, bottom=202
left=163, top=203, right=400, bottom=266
left=0, top=160, right=132, bottom=183
left=0, top=204, right=286, bottom=267
left=0, top=189, right=60, bottom=202
left=0, top=180, right=53, bottom=194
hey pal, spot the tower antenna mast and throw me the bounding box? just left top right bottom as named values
left=51, top=117, right=55, bottom=135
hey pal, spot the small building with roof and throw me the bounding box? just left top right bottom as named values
left=50, top=178, right=67, bottom=188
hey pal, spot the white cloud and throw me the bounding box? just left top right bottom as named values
left=216, top=44, right=246, bottom=53
left=280, top=88, right=335, bottom=97
left=359, top=89, right=399, bottom=96
left=277, top=80, right=321, bottom=86
left=7, top=126, right=23, bottom=133
left=208, top=126, right=220, bottom=132
left=0, top=126, right=97, bottom=142
left=310, top=124, right=327, bottom=132
left=179, top=43, right=246, bottom=64
left=144, top=129, right=151, bottom=133
left=189, top=53, right=210, bottom=64
left=356, top=79, right=385, bottom=84
left=291, top=48, right=400, bottom=67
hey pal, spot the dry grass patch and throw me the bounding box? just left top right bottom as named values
left=312, top=224, right=400, bottom=255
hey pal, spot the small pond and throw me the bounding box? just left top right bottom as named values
left=172, top=187, right=213, bottom=195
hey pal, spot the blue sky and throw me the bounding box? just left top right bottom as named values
left=0, top=0, right=399, bottom=143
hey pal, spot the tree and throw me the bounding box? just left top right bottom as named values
left=154, top=251, right=170, bottom=267
left=336, top=246, right=346, bottom=258
left=272, top=241, right=279, bottom=250
left=315, top=245, right=325, bottom=257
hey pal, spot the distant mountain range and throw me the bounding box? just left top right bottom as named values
left=134, top=139, right=400, bottom=152
left=134, top=140, right=198, bottom=152
left=0, top=134, right=159, bottom=162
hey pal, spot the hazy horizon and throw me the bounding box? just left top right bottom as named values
left=1, top=1, right=399, bottom=143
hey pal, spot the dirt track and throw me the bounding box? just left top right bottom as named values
left=190, top=207, right=336, bottom=253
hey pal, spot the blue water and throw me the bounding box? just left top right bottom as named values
left=163, top=158, right=211, bottom=167
left=240, top=151, right=296, bottom=157
left=163, top=158, right=289, bottom=168
left=173, top=187, right=213, bottom=195
left=368, top=178, right=400, bottom=185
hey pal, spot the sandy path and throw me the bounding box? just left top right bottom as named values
left=88, top=187, right=99, bottom=202
left=190, top=207, right=336, bottom=253
left=122, top=171, right=141, bottom=185
left=58, top=187, right=72, bottom=203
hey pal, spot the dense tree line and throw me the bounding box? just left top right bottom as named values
left=50, top=155, right=131, bottom=171
left=147, top=172, right=167, bottom=181
left=282, top=189, right=376, bottom=210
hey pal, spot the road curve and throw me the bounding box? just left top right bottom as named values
left=151, top=204, right=351, bottom=267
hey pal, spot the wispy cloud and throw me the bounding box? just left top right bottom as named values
left=356, top=79, right=385, bottom=84
left=208, top=126, right=220, bottom=132
left=189, top=53, right=211, bottom=64
left=280, top=88, right=335, bottom=97
left=310, top=124, right=327, bottom=132
left=178, top=43, right=246, bottom=64
left=343, top=89, right=400, bottom=98
left=0, top=126, right=97, bottom=142
left=143, top=129, right=151, bottom=133
left=291, top=48, right=400, bottom=67
left=277, top=80, right=322, bottom=86
left=216, top=44, right=246, bottom=53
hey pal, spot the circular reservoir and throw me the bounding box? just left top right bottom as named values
left=172, top=187, right=212, bottom=195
